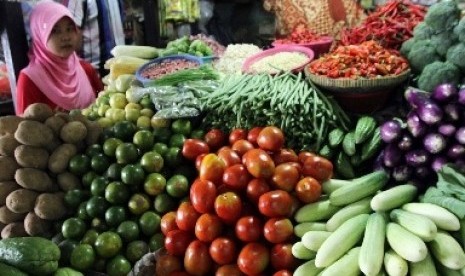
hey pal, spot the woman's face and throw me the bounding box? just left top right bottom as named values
left=46, top=17, right=79, bottom=58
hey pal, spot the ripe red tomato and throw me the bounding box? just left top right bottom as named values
left=263, top=218, right=294, bottom=244
left=247, top=127, right=264, bottom=146
left=302, top=155, right=333, bottom=182
left=231, top=140, right=255, bottom=157
left=204, top=129, right=227, bottom=151
left=222, top=164, right=251, bottom=190
left=195, top=153, right=207, bottom=171
left=182, top=139, right=210, bottom=161
left=195, top=213, right=223, bottom=242
left=215, top=264, right=244, bottom=276
left=257, top=126, right=285, bottom=152
left=270, top=243, right=297, bottom=271
left=214, top=192, right=242, bottom=224
left=217, top=147, right=242, bottom=167
left=297, top=151, right=316, bottom=164
left=242, top=149, right=275, bottom=179
left=286, top=161, right=303, bottom=174
left=156, top=253, right=182, bottom=275
left=272, top=148, right=299, bottom=165
left=229, top=128, right=248, bottom=145
left=295, top=177, right=322, bottom=204
left=237, top=243, right=270, bottom=275
left=271, top=163, right=300, bottom=191
left=184, top=240, right=213, bottom=276
left=246, top=178, right=271, bottom=203
left=258, top=190, right=293, bottom=218
left=161, top=211, right=178, bottom=236
left=209, top=237, right=237, bottom=265
left=176, top=202, right=200, bottom=231
left=199, top=153, right=226, bottom=185
left=273, top=270, right=292, bottom=276
left=235, top=216, right=262, bottom=242
left=164, top=229, right=193, bottom=256
left=190, top=178, right=217, bottom=213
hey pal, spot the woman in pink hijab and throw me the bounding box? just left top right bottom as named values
left=16, top=0, right=103, bottom=115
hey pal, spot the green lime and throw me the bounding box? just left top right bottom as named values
left=64, top=189, right=89, bottom=209
left=90, top=176, right=110, bottom=197
left=105, top=206, right=127, bottom=228
left=82, top=171, right=99, bottom=188
left=62, top=217, right=86, bottom=240
left=113, top=121, right=137, bottom=142
left=86, top=144, right=104, bottom=157
left=169, top=133, right=186, bottom=148
left=152, top=142, right=169, bottom=156
left=153, top=193, right=177, bottom=213
left=164, top=147, right=184, bottom=168
left=149, top=233, right=164, bottom=252
left=70, top=244, right=95, bottom=271
left=106, top=254, right=131, bottom=276
left=105, top=181, right=129, bottom=205
left=171, top=119, right=192, bottom=136
left=58, top=239, right=79, bottom=266
left=116, top=221, right=140, bottom=242
left=166, top=174, right=189, bottom=198
left=81, top=229, right=99, bottom=245
left=151, top=117, right=171, bottom=128
left=139, top=95, right=154, bottom=109
left=152, top=127, right=172, bottom=144
left=91, top=153, right=111, bottom=174
left=101, top=127, right=114, bottom=143
left=77, top=201, right=90, bottom=221
left=94, top=231, right=123, bottom=258
left=133, top=130, right=154, bottom=151
left=138, top=211, right=161, bottom=236
left=68, top=154, right=91, bottom=176
left=115, top=143, right=139, bottom=164
left=190, top=129, right=205, bottom=139
left=103, top=138, right=124, bottom=157
left=86, top=196, right=109, bottom=218
left=143, top=173, right=166, bottom=196
left=127, top=193, right=151, bottom=216
left=125, top=240, right=149, bottom=264
left=105, top=163, right=123, bottom=180
left=121, top=164, right=145, bottom=186
left=140, top=151, right=164, bottom=173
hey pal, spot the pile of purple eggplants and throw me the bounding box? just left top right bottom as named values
left=377, top=83, right=465, bottom=189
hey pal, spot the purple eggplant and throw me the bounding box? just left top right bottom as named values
left=404, top=87, right=430, bottom=108
left=392, top=165, right=413, bottom=182
left=456, top=127, right=465, bottom=145
left=380, top=120, right=403, bottom=143
left=431, top=156, right=448, bottom=172
left=417, top=102, right=444, bottom=125
left=444, top=103, right=461, bottom=121
left=458, top=86, right=465, bottom=105
left=383, top=143, right=403, bottom=168
left=405, top=149, right=430, bottom=167
left=374, top=150, right=386, bottom=171
left=432, top=83, right=458, bottom=103
left=407, top=112, right=427, bottom=137
left=423, top=133, right=447, bottom=154
left=438, top=123, right=456, bottom=137
left=397, top=133, right=414, bottom=151
left=448, top=144, right=465, bottom=159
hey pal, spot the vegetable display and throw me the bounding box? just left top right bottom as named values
left=274, top=24, right=327, bottom=45
left=159, top=36, right=214, bottom=57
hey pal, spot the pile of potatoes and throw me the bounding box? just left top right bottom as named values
left=0, top=103, right=102, bottom=239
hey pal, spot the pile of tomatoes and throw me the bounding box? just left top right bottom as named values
left=156, top=126, right=334, bottom=276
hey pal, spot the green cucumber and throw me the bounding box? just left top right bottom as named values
left=355, top=116, right=377, bottom=144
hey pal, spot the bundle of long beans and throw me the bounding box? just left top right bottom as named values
left=200, top=72, right=351, bottom=151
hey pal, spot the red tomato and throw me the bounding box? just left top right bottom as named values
left=295, top=177, right=322, bottom=204
left=199, top=153, right=226, bottom=185
left=271, top=163, right=300, bottom=191
left=247, top=127, right=264, bottom=146
left=216, top=184, right=235, bottom=195
left=222, top=164, right=251, bottom=190
left=258, top=190, right=293, bottom=218
left=209, top=237, right=237, bottom=265
left=297, top=151, right=316, bottom=164
left=263, top=218, right=294, bottom=244
left=184, top=240, right=213, bottom=276
left=215, top=264, right=244, bottom=276
left=286, top=161, right=303, bottom=174
left=272, top=148, right=299, bottom=165
left=237, top=243, right=270, bottom=275
left=242, top=149, right=275, bottom=179
left=257, top=126, right=285, bottom=152
left=231, top=140, right=255, bottom=157
left=176, top=202, right=200, bottom=231
left=165, top=229, right=193, bottom=256
left=161, top=211, right=178, bottom=236
left=204, top=129, right=227, bottom=151
left=217, top=147, right=242, bottom=167
left=195, top=153, right=207, bottom=171
left=214, top=192, right=242, bottom=224
left=270, top=244, right=297, bottom=271
left=156, top=253, right=182, bottom=275
left=190, top=178, right=217, bottom=213
left=273, top=270, right=292, bottom=276
left=235, top=216, right=262, bottom=242
left=229, top=128, right=248, bottom=145
left=195, top=213, right=223, bottom=242
left=302, top=155, right=333, bottom=182
left=182, top=139, right=210, bottom=161
left=246, top=178, right=271, bottom=203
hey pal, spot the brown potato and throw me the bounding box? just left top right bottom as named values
left=24, top=212, right=52, bottom=238
left=57, top=172, right=81, bottom=191
left=44, top=115, right=66, bottom=136
left=45, top=135, right=62, bottom=154
left=15, top=168, right=54, bottom=192
left=14, top=145, right=49, bottom=169
left=0, top=115, right=23, bottom=136
left=22, top=103, right=54, bottom=122
left=85, top=120, right=103, bottom=145
left=0, top=134, right=20, bottom=157
left=48, top=144, right=77, bottom=174
left=0, top=181, right=21, bottom=205
left=14, top=120, right=54, bottom=147
left=34, top=192, right=67, bottom=220
left=0, top=156, right=19, bottom=181
left=54, top=112, right=71, bottom=123
left=1, top=222, right=27, bottom=239
left=60, top=121, right=88, bottom=144
left=0, top=206, right=26, bottom=224
left=6, top=189, right=39, bottom=214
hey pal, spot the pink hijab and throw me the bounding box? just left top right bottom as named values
left=22, top=0, right=95, bottom=111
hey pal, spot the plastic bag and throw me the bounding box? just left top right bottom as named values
left=151, top=90, right=200, bottom=110
left=154, top=106, right=200, bottom=119
left=179, top=80, right=219, bottom=97
left=198, top=0, right=214, bottom=34
left=126, top=86, right=178, bottom=103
